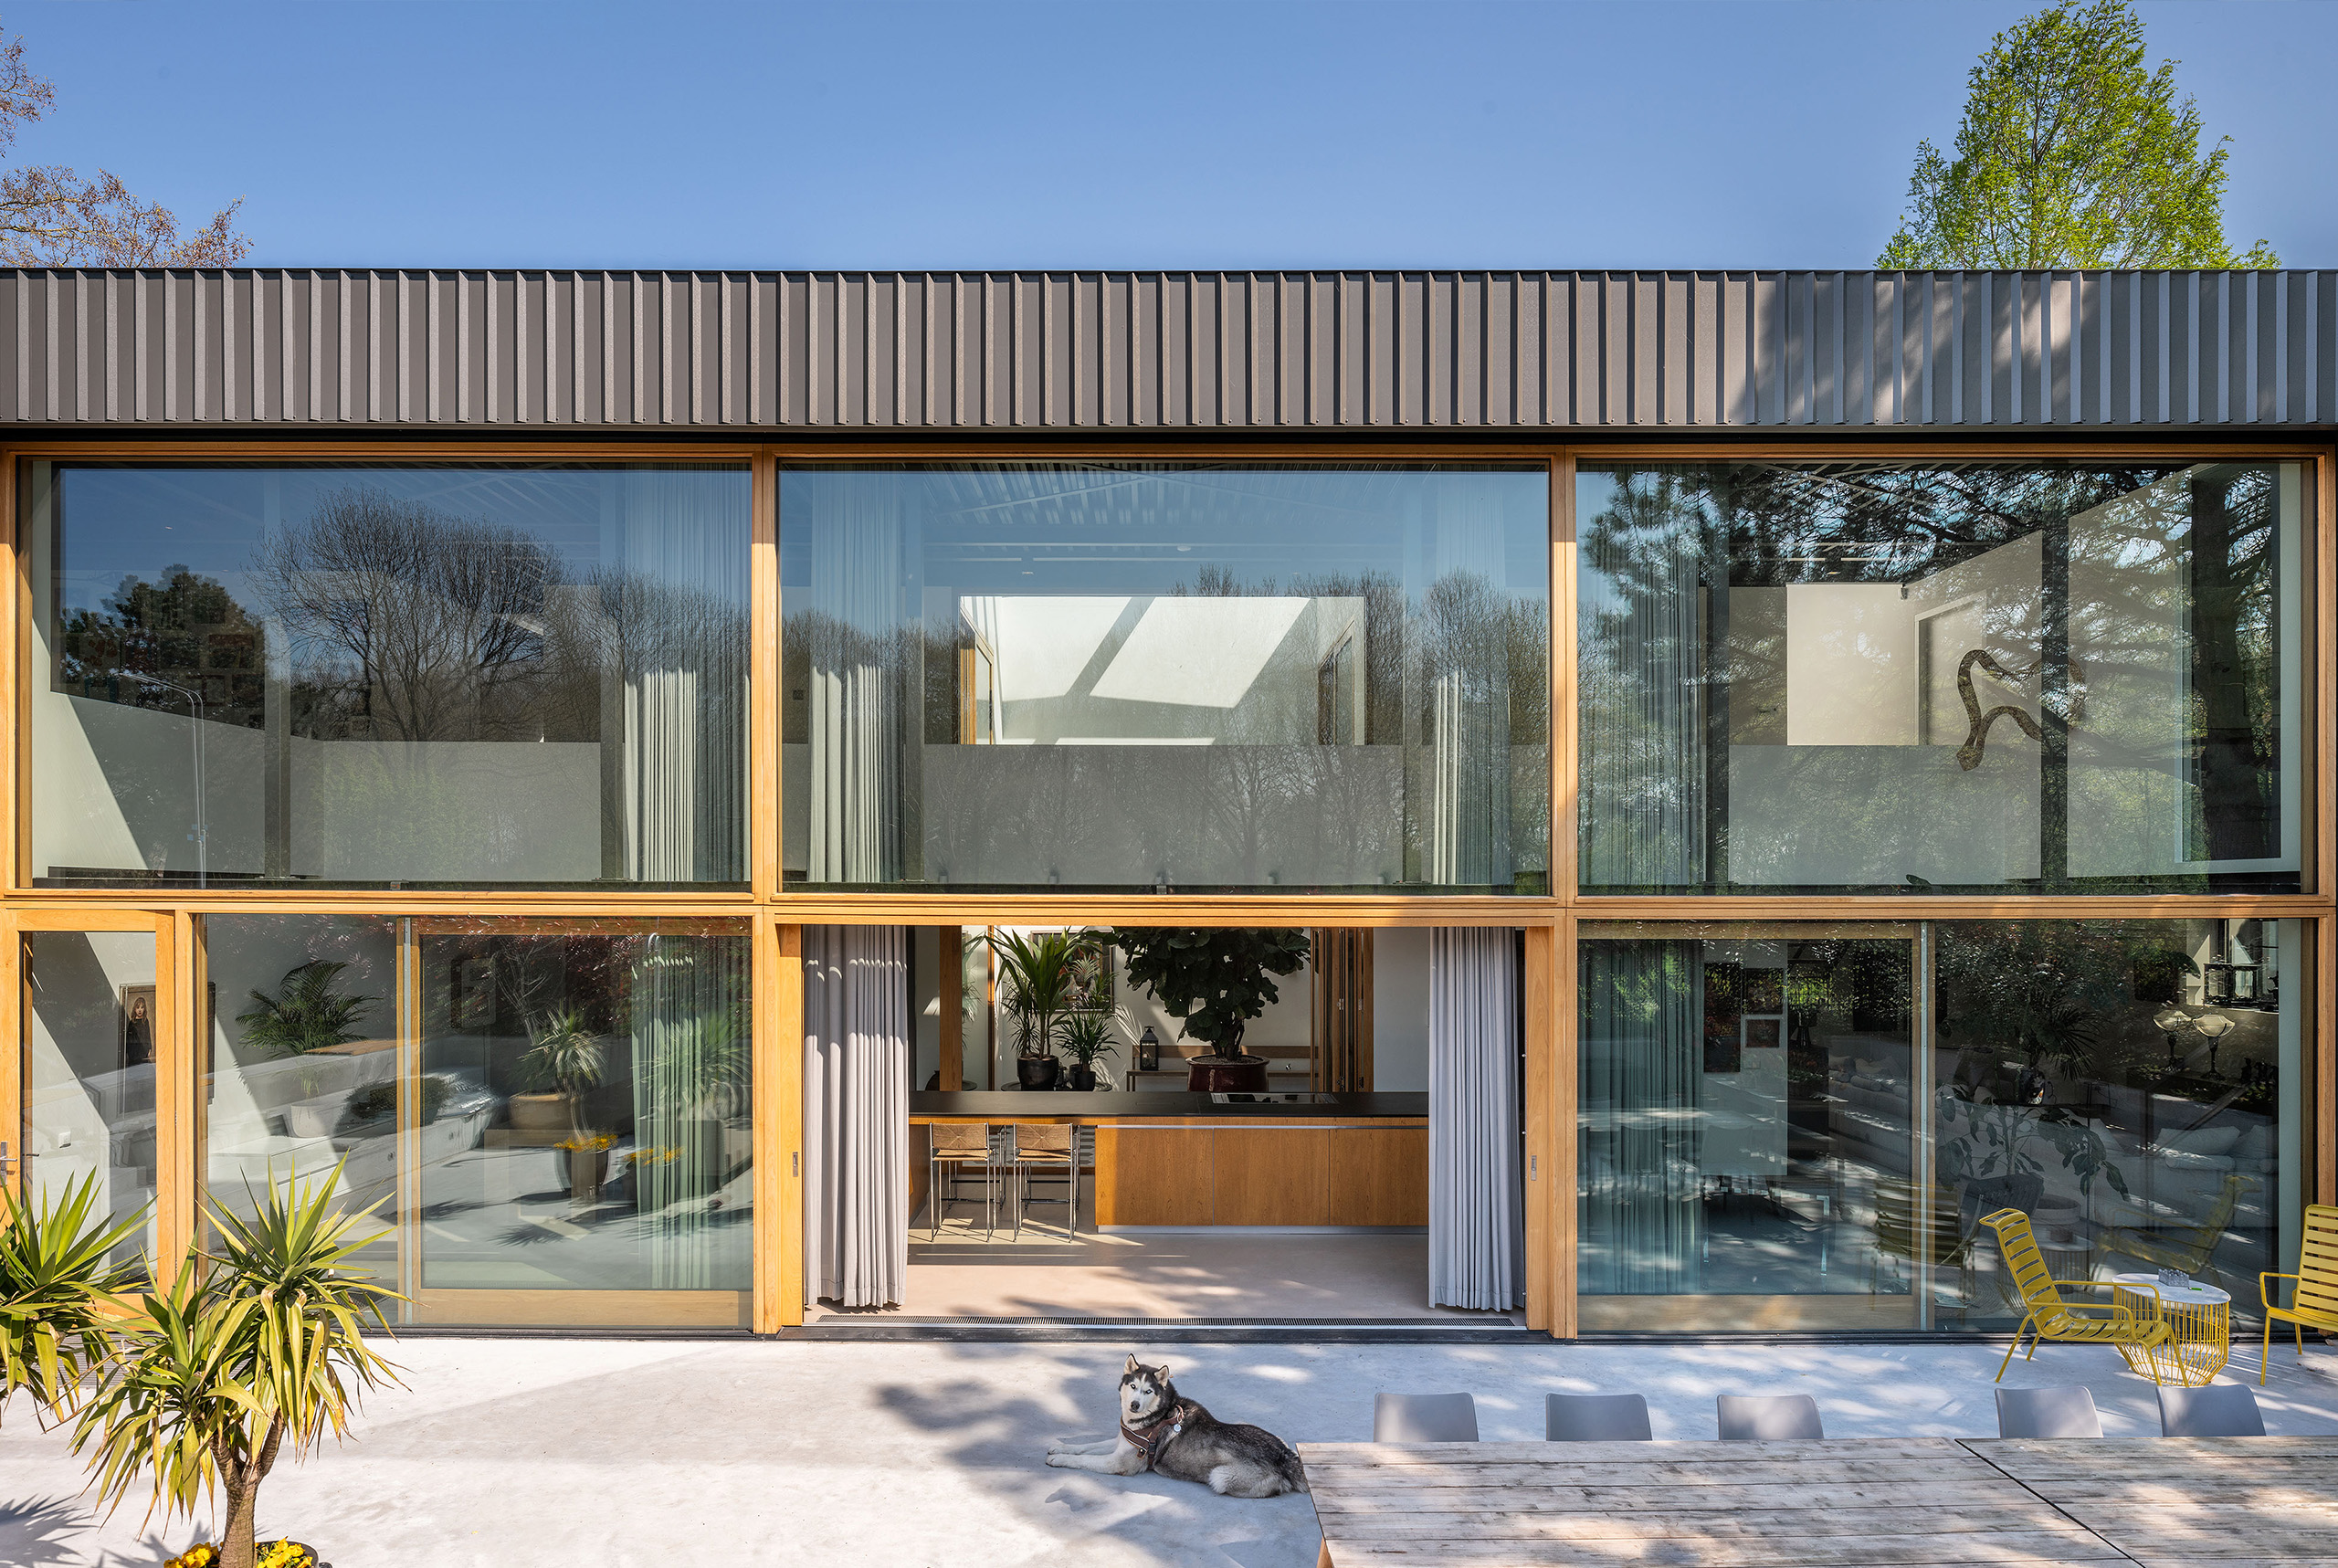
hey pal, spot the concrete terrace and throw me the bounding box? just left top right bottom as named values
left=5, top=1336, right=2336, bottom=1567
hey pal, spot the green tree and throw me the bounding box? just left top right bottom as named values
left=1879, top=0, right=2274, bottom=270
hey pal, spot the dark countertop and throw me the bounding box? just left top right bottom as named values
left=910, top=1090, right=1429, bottom=1119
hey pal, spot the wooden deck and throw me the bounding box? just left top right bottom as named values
left=1299, top=1435, right=2338, bottom=1567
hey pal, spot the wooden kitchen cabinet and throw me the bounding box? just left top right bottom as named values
left=1092, top=1126, right=1215, bottom=1226
left=1091, top=1120, right=1426, bottom=1227
left=1213, top=1128, right=1336, bottom=1226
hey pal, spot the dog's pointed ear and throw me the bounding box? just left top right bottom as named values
left=1153, top=1361, right=1172, bottom=1382
left=1124, top=1352, right=1141, bottom=1374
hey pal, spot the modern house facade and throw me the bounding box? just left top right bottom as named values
left=3, top=267, right=2328, bottom=1338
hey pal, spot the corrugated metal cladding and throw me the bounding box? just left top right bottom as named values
left=1, top=268, right=2333, bottom=432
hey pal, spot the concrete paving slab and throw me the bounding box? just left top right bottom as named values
left=4, top=1335, right=2333, bottom=1567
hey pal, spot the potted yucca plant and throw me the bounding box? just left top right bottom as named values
left=75, top=1162, right=402, bottom=1568
left=511, top=1008, right=603, bottom=1134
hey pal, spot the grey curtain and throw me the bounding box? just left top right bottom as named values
left=1579, top=484, right=1709, bottom=888
left=1428, top=926, right=1524, bottom=1310
left=627, top=932, right=752, bottom=1289
left=1577, top=940, right=1705, bottom=1294
left=603, top=468, right=749, bottom=882
left=806, top=479, right=911, bottom=884
left=1425, top=486, right=1513, bottom=889
left=802, top=924, right=911, bottom=1308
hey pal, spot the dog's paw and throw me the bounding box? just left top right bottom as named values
left=1042, top=1450, right=1071, bottom=1467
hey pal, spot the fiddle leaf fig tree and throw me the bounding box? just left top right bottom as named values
left=1109, top=929, right=1310, bottom=1060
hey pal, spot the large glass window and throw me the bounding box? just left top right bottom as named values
left=21, top=926, right=161, bottom=1268
left=197, top=915, right=752, bottom=1326
left=1577, top=462, right=2307, bottom=894
left=413, top=919, right=752, bottom=1323
left=1578, top=919, right=2301, bottom=1333
left=27, top=463, right=750, bottom=889
left=781, top=463, right=1552, bottom=893
left=200, top=915, right=401, bottom=1286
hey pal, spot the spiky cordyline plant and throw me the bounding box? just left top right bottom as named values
left=517, top=1008, right=605, bottom=1102
left=0, top=1173, right=146, bottom=1427
left=73, top=1163, right=402, bottom=1568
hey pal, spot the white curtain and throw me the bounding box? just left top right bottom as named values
left=801, top=924, right=910, bottom=1308
left=1428, top=926, right=1525, bottom=1310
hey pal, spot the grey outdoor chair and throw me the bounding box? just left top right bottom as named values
left=1374, top=1392, right=1480, bottom=1443
left=1996, top=1385, right=2102, bottom=1438
left=1546, top=1393, right=1653, bottom=1441
left=1716, top=1394, right=1824, bottom=1441
left=2157, top=1384, right=2266, bottom=1437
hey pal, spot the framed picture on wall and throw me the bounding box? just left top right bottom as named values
left=120, top=984, right=156, bottom=1066
left=1741, top=1015, right=1785, bottom=1049
left=1065, top=939, right=1113, bottom=1014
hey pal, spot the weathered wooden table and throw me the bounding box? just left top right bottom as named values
left=1300, top=1434, right=2338, bottom=1566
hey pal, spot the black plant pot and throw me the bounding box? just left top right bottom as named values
left=1016, top=1056, right=1060, bottom=1091
left=1066, top=1065, right=1098, bottom=1091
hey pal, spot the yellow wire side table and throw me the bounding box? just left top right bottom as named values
left=2112, top=1271, right=2232, bottom=1385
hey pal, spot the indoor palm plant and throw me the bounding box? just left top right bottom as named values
left=986, top=930, right=1101, bottom=1091
left=234, top=961, right=374, bottom=1058
left=0, top=1173, right=145, bottom=1428
left=1056, top=1012, right=1118, bottom=1092
left=74, top=1162, right=402, bottom=1568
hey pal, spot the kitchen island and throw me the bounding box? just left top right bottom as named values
left=910, top=1090, right=1428, bottom=1227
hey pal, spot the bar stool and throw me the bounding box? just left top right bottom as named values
left=925, top=1122, right=998, bottom=1239
left=1012, top=1122, right=1076, bottom=1238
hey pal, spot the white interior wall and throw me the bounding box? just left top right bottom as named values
left=1784, top=584, right=1917, bottom=746
left=1728, top=533, right=2044, bottom=887
left=1370, top=927, right=1432, bottom=1092
left=912, top=926, right=941, bottom=1088
left=1698, top=941, right=1787, bottom=1180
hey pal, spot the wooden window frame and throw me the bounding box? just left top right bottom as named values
left=0, top=436, right=2322, bottom=1345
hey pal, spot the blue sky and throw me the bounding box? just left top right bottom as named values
left=8, top=0, right=2331, bottom=269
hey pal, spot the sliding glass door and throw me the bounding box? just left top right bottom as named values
left=1579, top=918, right=2303, bottom=1334
left=197, top=914, right=753, bottom=1328
left=1578, top=923, right=1921, bottom=1332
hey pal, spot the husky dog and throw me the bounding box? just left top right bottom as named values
left=1045, top=1355, right=1308, bottom=1498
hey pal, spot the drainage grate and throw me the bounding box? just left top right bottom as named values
left=809, top=1315, right=1532, bottom=1330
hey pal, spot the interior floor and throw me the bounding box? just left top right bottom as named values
left=808, top=1188, right=1523, bottom=1324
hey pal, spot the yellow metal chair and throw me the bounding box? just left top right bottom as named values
left=1869, top=1177, right=1977, bottom=1307
left=2259, top=1204, right=2338, bottom=1384
left=1980, top=1208, right=2171, bottom=1384
left=2099, top=1170, right=2251, bottom=1290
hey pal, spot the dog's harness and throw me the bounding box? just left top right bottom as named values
left=1120, top=1398, right=1197, bottom=1472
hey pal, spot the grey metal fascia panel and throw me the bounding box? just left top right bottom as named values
left=0, top=268, right=2329, bottom=431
